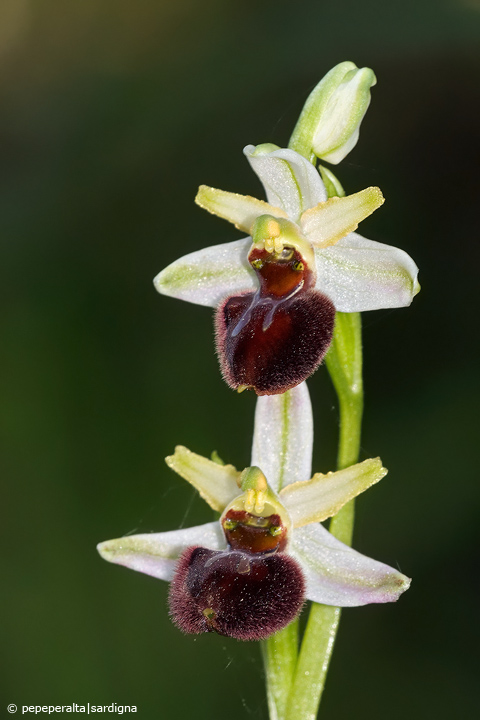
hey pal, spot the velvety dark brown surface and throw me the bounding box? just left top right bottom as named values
left=169, top=546, right=305, bottom=640
left=216, top=288, right=335, bottom=394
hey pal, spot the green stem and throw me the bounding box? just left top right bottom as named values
left=284, top=312, right=363, bottom=720
left=261, top=620, right=299, bottom=720
left=284, top=605, right=341, bottom=720
left=326, top=312, right=364, bottom=472
left=262, top=123, right=364, bottom=720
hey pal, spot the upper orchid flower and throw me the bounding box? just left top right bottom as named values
left=155, top=144, right=419, bottom=395
left=97, top=383, right=410, bottom=641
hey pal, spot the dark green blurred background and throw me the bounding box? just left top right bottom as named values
left=2, top=0, right=479, bottom=717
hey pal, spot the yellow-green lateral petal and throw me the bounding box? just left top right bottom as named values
left=280, top=457, right=387, bottom=527
left=165, top=445, right=242, bottom=512
left=195, top=185, right=288, bottom=233
left=300, top=186, right=384, bottom=248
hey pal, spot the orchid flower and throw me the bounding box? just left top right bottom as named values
left=97, top=383, right=410, bottom=641
left=154, top=144, right=419, bottom=395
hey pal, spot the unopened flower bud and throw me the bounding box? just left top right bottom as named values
left=290, top=61, right=376, bottom=164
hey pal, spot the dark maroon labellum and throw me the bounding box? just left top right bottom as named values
left=169, top=546, right=305, bottom=641
left=215, top=247, right=335, bottom=395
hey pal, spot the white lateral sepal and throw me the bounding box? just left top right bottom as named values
left=314, top=232, right=420, bottom=312
left=154, top=237, right=256, bottom=308
left=290, top=523, right=411, bottom=606
left=97, top=522, right=225, bottom=582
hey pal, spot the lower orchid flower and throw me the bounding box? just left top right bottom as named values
left=97, top=383, right=410, bottom=641
left=154, top=144, right=419, bottom=396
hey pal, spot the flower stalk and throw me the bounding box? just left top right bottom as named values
left=261, top=312, right=363, bottom=720
left=283, top=313, right=363, bottom=720
left=261, top=621, right=299, bottom=720
left=262, top=106, right=366, bottom=720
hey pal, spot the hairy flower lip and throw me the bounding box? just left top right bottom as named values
left=215, top=286, right=336, bottom=395
left=168, top=545, right=306, bottom=641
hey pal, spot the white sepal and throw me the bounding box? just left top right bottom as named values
left=251, top=382, right=313, bottom=493
left=244, top=144, right=327, bottom=222
left=314, top=232, right=420, bottom=312
left=290, top=523, right=411, bottom=607
left=97, top=522, right=225, bottom=582
left=154, top=237, right=256, bottom=308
